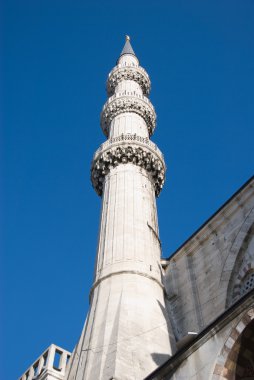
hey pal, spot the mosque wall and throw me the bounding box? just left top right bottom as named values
left=164, top=178, right=254, bottom=342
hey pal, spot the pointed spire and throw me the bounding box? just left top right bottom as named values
left=119, top=35, right=136, bottom=57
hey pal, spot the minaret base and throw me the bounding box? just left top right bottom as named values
left=65, top=274, right=174, bottom=380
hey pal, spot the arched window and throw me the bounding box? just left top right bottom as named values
left=229, top=319, right=254, bottom=379
left=240, top=271, right=254, bottom=297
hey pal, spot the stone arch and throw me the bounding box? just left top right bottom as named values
left=226, top=219, right=254, bottom=307
left=211, top=308, right=254, bottom=379
left=222, top=206, right=254, bottom=279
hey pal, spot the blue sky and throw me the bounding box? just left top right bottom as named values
left=2, top=1, right=254, bottom=379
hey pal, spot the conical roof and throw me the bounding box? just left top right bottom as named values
left=119, top=35, right=136, bottom=57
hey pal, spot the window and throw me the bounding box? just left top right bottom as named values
left=240, top=271, right=254, bottom=297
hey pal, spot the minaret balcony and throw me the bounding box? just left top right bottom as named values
left=100, top=93, right=156, bottom=137
left=91, top=133, right=165, bottom=197
left=107, top=65, right=151, bottom=96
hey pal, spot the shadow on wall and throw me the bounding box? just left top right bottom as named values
left=149, top=300, right=176, bottom=368
left=151, top=353, right=171, bottom=367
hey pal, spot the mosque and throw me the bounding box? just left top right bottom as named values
left=19, top=37, right=254, bottom=380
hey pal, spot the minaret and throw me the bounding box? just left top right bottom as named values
left=65, top=36, right=175, bottom=380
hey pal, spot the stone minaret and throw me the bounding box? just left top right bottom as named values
left=65, top=36, right=175, bottom=380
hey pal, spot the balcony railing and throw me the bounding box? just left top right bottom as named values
left=19, top=344, right=71, bottom=380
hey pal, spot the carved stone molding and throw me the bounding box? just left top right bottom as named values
left=93, top=133, right=164, bottom=159
left=91, top=139, right=165, bottom=197
left=107, top=67, right=151, bottom=96
left=101, top=96, right=156, bottom=137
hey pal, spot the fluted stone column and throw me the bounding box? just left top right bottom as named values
left=65, top=37, right=175, bottom=380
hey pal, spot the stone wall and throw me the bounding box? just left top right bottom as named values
left=164, top=178, right=254, bottom=342
left=162, top=304, right=254, bottom=380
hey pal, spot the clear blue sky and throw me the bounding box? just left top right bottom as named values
left=2, top=1, right=254, bottom=379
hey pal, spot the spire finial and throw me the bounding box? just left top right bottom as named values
left=119, top=35, right=136, bottom=59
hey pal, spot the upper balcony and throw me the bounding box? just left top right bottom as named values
left=19, top=344, right=71, bottom=380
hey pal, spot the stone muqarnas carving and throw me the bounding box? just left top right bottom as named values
left=107, top=67, right=151, bottom=96
left=91, top=144, right=165, bottom=197
left=101, top=96, right=156, bottom=137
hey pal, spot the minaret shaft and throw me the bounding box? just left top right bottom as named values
left=95, top=165, right=160, bottom=279
left=109, top=113, right=149, bottom=138
left=65, top=38, right=175, bottom=380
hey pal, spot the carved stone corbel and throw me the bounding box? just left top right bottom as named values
left=100, top=96, right=156, bottom=137
left=107, top=67, right=151, bottom=96
left=91, top=140, right=165, bottom=197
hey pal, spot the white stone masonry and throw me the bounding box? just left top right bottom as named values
left=19, top=344, right=71, bottom=380
left=65, top=37, right=175, bottom=380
